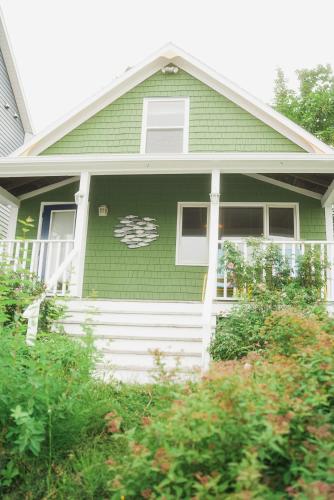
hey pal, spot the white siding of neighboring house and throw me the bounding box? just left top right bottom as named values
left=0, top=47, right=25, bottom=156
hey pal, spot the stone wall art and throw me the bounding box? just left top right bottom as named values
left=113, top=215, right=159, bottom=248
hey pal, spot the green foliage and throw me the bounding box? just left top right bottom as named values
left=210, top=241, right=327, bottom=361
left=274, top=64, right=334, bottom=146
left=96, top=320, right=334, bottom=498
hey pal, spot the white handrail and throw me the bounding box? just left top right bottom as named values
left=24, top=247, right=78, bottom=345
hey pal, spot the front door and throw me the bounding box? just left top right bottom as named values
left=40, top=204, right=77, bottom=281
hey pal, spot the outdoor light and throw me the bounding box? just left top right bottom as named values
left=98, top=204, right=109, bottom=217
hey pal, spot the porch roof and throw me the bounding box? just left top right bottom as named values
left=0, top=153, right=334, bottom=200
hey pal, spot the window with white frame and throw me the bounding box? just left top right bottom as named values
left=141, top=98, right=189, bottom=153
left=176, top=203, right=209, bottom=266
left=219, top=203, right=298, bottom=240
left=176, top=202, right=298, bottom=267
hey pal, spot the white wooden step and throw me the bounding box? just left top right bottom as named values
left=99, top=351, right=201, bottom=369
left=59, top=322, right=202, bottom=337
left=92, top=337, right=202, bottom=353
left=63, top=311, right=202, bottom=325
left=64, top=299, right=203, bottom=314
left=95, top=364, right=200, bottom=384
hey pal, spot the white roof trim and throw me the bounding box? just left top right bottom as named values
left=15, top=43, right=333, bottom=157
left=246, top=174, right=322, bottom=200
left=0, top=153, right=334, bottom=177
left=0, top=7, right=34, bottom=135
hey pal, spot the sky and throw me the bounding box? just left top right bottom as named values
left=1, top=0, right=334, bottom=133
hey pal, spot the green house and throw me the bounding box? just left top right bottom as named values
left=1, top=43, right=334, bottom=381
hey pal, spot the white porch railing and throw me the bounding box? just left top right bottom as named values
left=0, top=239, right=75, bottom=295
left=216, top=239, right=334, bottom=302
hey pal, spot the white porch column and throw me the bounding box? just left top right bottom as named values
left=71, top=171, right=90, bottom=297
left=325, top=204, right=334, bottom=301
left=202, top=170, right=221, bottom=371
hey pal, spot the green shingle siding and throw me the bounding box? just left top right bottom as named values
left=17, top=175, right=325, bottom=301
left=41, top=70, right=304, bottom=155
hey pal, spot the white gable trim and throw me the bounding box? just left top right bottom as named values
left=246, top=174, right=322, bottom=200
left=14, top=43, right=333, bottom=157
left=0, top=7, right=34, bottom=135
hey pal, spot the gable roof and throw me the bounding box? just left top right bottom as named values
left=13, top=42, right=333, bottom=156
left=0, top=6, right=34, bottom=135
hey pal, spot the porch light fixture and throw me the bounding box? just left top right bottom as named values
left=98, top=204, right=109, bottom=217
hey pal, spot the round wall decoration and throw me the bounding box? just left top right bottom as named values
left=114, top=215, right=159, bottom=248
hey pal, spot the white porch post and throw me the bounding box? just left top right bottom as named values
left=325, top=204, right=334, bottom=301
left=71, top=171, right=90, bottom=297
left=202, top=169, right=221, bottom=371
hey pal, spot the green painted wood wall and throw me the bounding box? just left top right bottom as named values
left=41, top=69, right=304, bottom=155
left=17, top=175, right=325, bottom=301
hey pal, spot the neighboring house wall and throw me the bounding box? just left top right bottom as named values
left=17, top=175, right=326, bottom=301
left=0, top=48, right=25, bottom=155
left=41, top=69, right=304, bottom=155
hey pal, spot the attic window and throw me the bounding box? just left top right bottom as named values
left=141, top=98, right=189, bottom=153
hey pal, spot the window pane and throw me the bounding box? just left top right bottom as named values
left=182, top=207, right=207, bottom=237
left=146, top=128, right=183, bottom=153
left=219, top=207, right=264, bottom=237
left=147, top=100, right=185, bottom=127
left=269, top=207, right=294, bottom=238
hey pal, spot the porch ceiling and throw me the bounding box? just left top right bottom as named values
left=0, top=176, right=69, bottom=196
left=264, top=173, right=334, bottom=196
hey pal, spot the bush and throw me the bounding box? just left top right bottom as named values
left=99, top=321, right=334, bottom=499
left=210, top=241, right=328, bottom=361
left=260, top=309, right=322, bottom=355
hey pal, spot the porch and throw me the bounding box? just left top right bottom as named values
left=0, top=155, right=334, bottom=375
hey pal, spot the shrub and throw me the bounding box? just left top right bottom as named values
left=260, top=309, right=322, bottom=355
left=211, top=241, right=328, bottom=361
left=99, top=322, right=334, bottom=498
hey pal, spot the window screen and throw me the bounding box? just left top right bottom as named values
left=268, top=207, right=294, bottom=238
left=144, top=99, right=187, bottom=153
left=182, top=207, right=208, bottom=237
left=219, top=207, right=264, bottom=238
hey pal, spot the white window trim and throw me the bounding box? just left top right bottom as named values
left=219, top=202, right=300, bottom=240
left=140, top=97, right=189, bottom=154
left=176, top=202, right=210, bottom=266
left=176, top=201, right=300, bottom=267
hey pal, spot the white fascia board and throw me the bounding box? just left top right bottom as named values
left=0, top=7, right=34, bottom=134
left=321, top=180, right=334, bottom=207
left=0, top=185, right=20, bottom=206
left=246, top=174, right=322, bottom=200
left=18, top=176, right=80, bottom=200
left=14, top=42, right=333, bottom=157
left=0, top=153, right=334, bottom=177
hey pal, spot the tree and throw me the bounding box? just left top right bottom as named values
left=273, top=64, right=334, bottom=147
